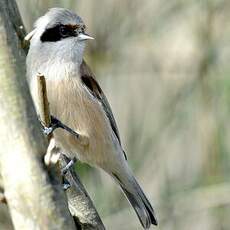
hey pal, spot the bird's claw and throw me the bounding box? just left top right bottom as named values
left=39, top=116, right=80, bottom=138
left=61, top=157, right=77, bottom=175
left=43, top=126, right=54, bottom=136
left=39, top=116, right=61, bottom=136
left=62, top=177, right=71, bottom=190
left=39, top=116, right=64, bottom=136
left=61, top=158, right=77, bottom=190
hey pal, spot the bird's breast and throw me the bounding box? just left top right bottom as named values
left=43, top=75, right=114, bottom=165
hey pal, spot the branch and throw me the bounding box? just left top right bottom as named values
left=0, top=0, right=76, bottom=229
left=59, top=155, right=105, bottom=230
left=37, top=74, right=52, bottom=139
left=37, top=74, right=105, bottom=229
left=0, top=0, right=105, bottom=229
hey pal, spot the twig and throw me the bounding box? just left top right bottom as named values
left=37, top=74, right=52, bottom=141
left=60, top=155, right=105, bottom=230
left=37, top=74, right=59, bottom=165
left=36, top=74, right=105, bottom=229
left=0, top=1, right=76, bottom=228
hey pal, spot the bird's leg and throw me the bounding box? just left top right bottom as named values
left=61, top=157, right=77, bottom=175
left=40, top=116, right=80, bottom=139
left=61, top=157, right=77, bottom=190
left=39, top=116, right=89, bottom=147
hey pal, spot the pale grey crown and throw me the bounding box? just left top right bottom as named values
left=35, top=7, right=84, bottom=31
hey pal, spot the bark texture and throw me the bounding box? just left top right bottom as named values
left=0, top=0, right=104, bottom=229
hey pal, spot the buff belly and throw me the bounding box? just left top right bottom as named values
left=44, top=77, right=116, bottom=167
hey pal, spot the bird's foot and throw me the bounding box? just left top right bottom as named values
left=61, top=157, right=77, bottom=175
left=39, top=116, right=61, bottom=136
left=62, top=177, right=71, bottom=190
left=61, top=157, right=77, bottom=190
left=40, top=116, right=80, bottom=138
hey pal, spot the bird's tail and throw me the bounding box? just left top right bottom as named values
left=112, top=169, right=158, bottom=229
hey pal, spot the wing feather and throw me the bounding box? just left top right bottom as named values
left=80, top=60, right=127, bottom=160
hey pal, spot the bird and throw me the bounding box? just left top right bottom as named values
left=26, top=8, right=157, bottom=229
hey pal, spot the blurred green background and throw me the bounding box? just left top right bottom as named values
left=1, top=0, right=230, bottom=229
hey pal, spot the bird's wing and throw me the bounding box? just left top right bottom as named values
left=80, top=60, right=127, bottom=160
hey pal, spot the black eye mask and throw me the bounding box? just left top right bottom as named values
left=40, top=24, right=77, bottom=42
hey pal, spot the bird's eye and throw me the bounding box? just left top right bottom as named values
left=59, top=26, right=69, bottom=37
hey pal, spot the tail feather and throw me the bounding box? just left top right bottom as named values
left=112, top=173, right=158, bottom=229
left=122, top=186, right=152, bottom=229
left=132, top=176, right=158, bottom=226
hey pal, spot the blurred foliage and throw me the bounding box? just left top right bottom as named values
left=1, top=0, right=230, bottom=229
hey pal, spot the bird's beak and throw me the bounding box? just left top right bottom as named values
left=77, top=33, right=94, bottom=41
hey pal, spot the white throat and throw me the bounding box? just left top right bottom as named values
left=27, top=37, right=86, bottom=81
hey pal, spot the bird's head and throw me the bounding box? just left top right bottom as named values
left=26, top=8, right=93, bottom=67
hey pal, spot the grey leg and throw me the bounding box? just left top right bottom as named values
left=61, top=157, right=77, bottom=190
left=61, top=157, right=77, bottom=175
left=40, top=116, right=80, bottom=139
